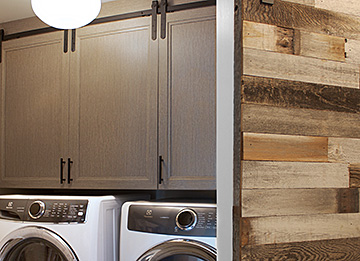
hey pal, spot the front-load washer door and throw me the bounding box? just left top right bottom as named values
left=0, top=226, right=78, bottom=261
left=136, top=239, right=217, bottom=261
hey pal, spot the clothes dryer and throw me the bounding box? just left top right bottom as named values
left=120, top=201, right=216, bottom=261
left=0, top=194, right=144, bottom=261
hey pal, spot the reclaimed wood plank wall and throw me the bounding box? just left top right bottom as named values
left=235, top=0, right=360, bottom=259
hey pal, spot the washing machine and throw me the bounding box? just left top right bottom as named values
left=120, top=201, right=217, bottom=261
left=0, top=194, right=145, bottom=261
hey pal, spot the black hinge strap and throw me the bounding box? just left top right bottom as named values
left=0, top=29, right=4, bottom=63
left=71, top=29, right=76, bottom=52
left=158, top=155, right=164, bottom=184
left=67, top=158, right=74, bottom=184
left=151, top=0, right=158, bottom=40
left=160, top=0, right=167, bottom=39
left=63, top=30, right=69, bottom=53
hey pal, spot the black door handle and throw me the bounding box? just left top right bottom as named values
left=60, top=158, right=66, bottom=184
left=68, top=158, right=73, bottom=184
left=158, top=155, right=164, bottom=184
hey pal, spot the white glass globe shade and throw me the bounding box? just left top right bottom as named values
left=31, top=0, right=101, bottom=29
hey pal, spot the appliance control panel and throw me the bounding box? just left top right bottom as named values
left=128, top=204, right=216, bottom=237
left=0, top=199, right=88, bottom=223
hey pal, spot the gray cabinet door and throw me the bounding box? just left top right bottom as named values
left=0, top=32, right=69, bottom=188
left=68, top=17, right=158, bottom=189
left=158, top=7, right=216, bottom=189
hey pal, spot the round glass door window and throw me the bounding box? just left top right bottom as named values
left=0, top=227, right=78, bottom=261
left=161, top=255, right=209, bottom=260
left=3, top=238, right=68, bottom=261
left=137, top=239, right=216, bottom=261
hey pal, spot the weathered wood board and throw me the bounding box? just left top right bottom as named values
left=242, top=161, right=349, bottom=189
left=243, top=21, right=345, bottom=61
left=315, top=0, right=360, bottom=18
left=294, top=30, right=345, bottom=61
left=242, top=237, right=360, bottom=260
left=350, top=164, right=360, bottom=188
left=242, top=188, right=359, bottom=217
left=242, top=104, right=360, bottom=138
left=328, top=137, right=360, bottom=163
left=241, top=213, right=360, bottom=246
left=242, top=132, right=328, bottom=162
left=283, top=0, right=314, bottom=6
left=244, top=48, right=359, bottom=88
left=243, top=21, right=294, bottom=54
left=243, top=0, right=360, bottom=40
left=242, top=76, right=360, bottom=113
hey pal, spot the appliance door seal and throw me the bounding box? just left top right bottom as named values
left=136, top=239, right=217, bottom=261
left=0, top=226, right=78, bottom=261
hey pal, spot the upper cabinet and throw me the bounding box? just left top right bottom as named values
left=158, top=7, right=216, bottom=189
left=0, top=3, right=215, bottom=190
left=69, top=17, right=158, bottom=189
left=0, top=32, right=69, bottom=188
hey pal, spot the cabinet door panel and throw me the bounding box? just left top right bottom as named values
left=159, top=7, right=216, bottom=189
left=0, top=32, right=69, bottom=188
left=69, top=18, right=158, bottom=189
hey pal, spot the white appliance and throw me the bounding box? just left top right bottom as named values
left=120, top=201, right=217, bottom=261
left=0, top=194, right=144, bottom=261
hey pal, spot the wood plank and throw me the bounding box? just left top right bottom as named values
left=242, top=132, right=328, bottom=162
left=350, top=164, right=360, bottom=188
left=242, top=237, right=360, bottom=260
left=233, top=206, right=241, bottom=261
left=243, top=22, right=345, bottom=61
left=242, top=76, right=360, bottom=113
left=242, top=161, right=349, bottom=189
left=241, top=213, right=360, bottom=246
left=315, top=0, right=360, bottom=18
left=345, top=39, right=360, bottom=65
left=243, top=0, right=360, bottom=40
left=283, top=0, right=314, bottom=6
left=328, top=137, right=360, bottom=163
left=294, top=30, right=345, bottom=61
left=244, top=48, right=359, bottom=88
left=242, top=188, right=359, bottom=217
left=243, top=21, right=294, bottom=54
left=242, top=104, right=360, bottom=138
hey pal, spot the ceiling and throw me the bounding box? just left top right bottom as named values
left=0, top=0, right=115, bottom=24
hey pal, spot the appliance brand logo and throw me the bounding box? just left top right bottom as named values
left=6, top=201, right=14, bottom=209
left=145, top=209, right=152, bottom=216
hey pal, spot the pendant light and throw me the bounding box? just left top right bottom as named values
left=31, top=0, right=101, bottom=29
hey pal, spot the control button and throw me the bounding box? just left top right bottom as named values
left=28, top=201, right=46, bottom=219
left=78, top=211, right=84, bottom=216
left=175, top=209, right=198, bottom=231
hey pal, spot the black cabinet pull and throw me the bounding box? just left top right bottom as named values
left=158, top=155, right=164, bottom=184
left=60, top=158, right=66, bottom=184
left=160, top=0, right=167, bottom=39
left=67, top=158, right=73, bottom=184
left=0, top=29, right=4, bottom=63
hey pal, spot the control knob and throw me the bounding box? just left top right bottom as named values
left=175, top=209, right=197, bottom=231
left=28, top=201, right=45, bottom=219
